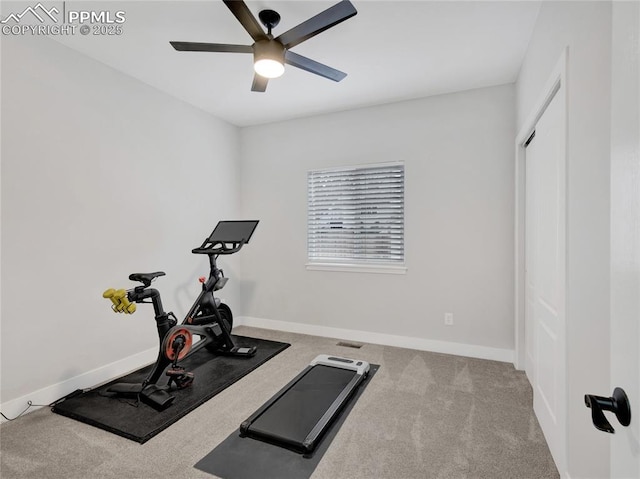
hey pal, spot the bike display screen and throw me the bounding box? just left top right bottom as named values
left=208, top=220, right=259, bottom=244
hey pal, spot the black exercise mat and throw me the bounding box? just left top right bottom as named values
left=52, top=336, right=290, bottom=443
left=194, top=365, right=379, bottom=479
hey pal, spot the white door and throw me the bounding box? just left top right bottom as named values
left=609, top=2, right=639, bottom=477
left=524, top=131, right=537, bottom=383
left=524, top=86, right=566, bottom=471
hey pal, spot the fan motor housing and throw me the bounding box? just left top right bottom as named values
left=253, top=39, right=285, bottom=65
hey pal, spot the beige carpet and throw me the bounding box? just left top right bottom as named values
left=0, top=327, right=559, bottom=479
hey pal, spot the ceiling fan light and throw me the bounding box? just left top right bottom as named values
left=254, top=59, right=285, bottom=78
left=253, top=39, right=285, bottom=79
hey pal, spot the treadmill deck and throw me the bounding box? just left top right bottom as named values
left=240, top=355, right=370, bottom=454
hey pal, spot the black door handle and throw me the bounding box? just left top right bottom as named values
left=584, top=387, right=631, bottom=433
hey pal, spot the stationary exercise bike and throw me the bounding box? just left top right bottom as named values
left=102, top=220, right=259, bottom=410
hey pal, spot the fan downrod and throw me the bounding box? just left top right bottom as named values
left=258, top=9, right=280, bottom=34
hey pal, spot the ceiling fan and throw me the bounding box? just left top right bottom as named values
left=170, top=0, right=357, bottom=92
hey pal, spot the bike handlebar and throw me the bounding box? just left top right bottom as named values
left=191, top=239, right=246, bottom=256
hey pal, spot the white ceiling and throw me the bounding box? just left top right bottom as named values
left=49, top=0, right=541, bottom=126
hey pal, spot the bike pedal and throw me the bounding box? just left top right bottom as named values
left=166, top=367, right=187, bottom=377
left=166, top=369, right=194, bottom=389
left=176, top=374, right=194, bottom=389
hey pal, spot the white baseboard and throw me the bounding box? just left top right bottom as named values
left=236, top=316, right=515, bottom=363
left=1, top=347, right=156, bottom=423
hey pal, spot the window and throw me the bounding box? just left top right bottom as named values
left=307, top=163, right=405, bottom=269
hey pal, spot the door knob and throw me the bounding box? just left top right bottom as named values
left=584, top=387, right=631, bottom=433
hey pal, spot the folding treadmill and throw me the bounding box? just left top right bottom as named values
left=240, top=355, right=370, bottom=455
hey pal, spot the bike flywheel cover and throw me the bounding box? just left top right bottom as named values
left=163, top=327, right=193, bottom=361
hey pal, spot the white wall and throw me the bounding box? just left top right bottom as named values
left=0, top=35, right=241, bottom=411
left=516, top=2, right=612, bottom=478
left=238, top=84, right=515, bottom=358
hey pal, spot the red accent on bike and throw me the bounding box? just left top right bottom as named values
left=199, top=276, right=206, bottom=283
left=164, top=328, right=192, bottom=361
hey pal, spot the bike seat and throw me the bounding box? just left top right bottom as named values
left=129, top=271, right=165, bottom=287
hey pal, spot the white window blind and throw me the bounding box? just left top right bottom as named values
left=307, top=163, right=405, bottom=264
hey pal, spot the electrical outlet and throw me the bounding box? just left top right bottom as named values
left=444, top=313, right=454, bottom=326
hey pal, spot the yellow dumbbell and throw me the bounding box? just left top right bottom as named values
left=103, top=288, right=120, bottom=310
left=111, top=289, right=127, bottom=312
left=103, top=288, right=136, bottom=314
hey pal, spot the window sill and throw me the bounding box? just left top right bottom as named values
left=305, top=262, right=407, bottom=275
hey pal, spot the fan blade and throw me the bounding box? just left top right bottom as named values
left=251, top=74, right=268, bottom=92
left=223, top=0, right=267, bottom=42
left=170, top=42, right=253, bottom=53
left=285, top=51, right=347, bottom=82
left=275, top=0, right=357, bottom=49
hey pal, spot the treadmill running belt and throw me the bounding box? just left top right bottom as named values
left=246, top=365, right=356, bottom=446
